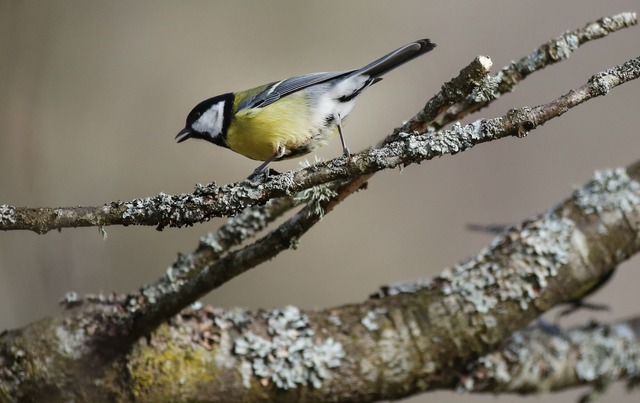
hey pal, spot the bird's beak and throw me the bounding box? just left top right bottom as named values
left=175, top=127, right=193, bottom=143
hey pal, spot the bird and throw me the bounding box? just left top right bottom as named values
left=175, top=39, right=436, bottom=177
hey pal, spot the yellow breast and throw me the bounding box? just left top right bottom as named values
left=226, top=92, right=337, bottom=161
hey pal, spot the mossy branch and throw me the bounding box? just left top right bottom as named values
left=4, top=161, right=640, bottom=400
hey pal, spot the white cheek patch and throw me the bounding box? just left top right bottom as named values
left=193, top=101, right=226, bottom=139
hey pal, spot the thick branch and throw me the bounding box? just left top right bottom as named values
left=4, top=159, right=640, bottom=400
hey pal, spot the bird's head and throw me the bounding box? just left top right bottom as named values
left=175, top=93, right=234, bottom=147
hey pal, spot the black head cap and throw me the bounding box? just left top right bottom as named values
left=175, top=93, right=234, bottom=147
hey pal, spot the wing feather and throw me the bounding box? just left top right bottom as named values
left=239, top=70, right=355, bottom=110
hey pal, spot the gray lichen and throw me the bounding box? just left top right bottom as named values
left=590, top=57, right=640, bottom=96
left=293, top=184, right=338, bottom=219
left=199, top=207, right=269, bottom=253
left=468, top=75, right=500, bottom=103
left=138, top=255, right=199, bottom=306
left=403, top=118, right=500, bottom=161
left=462, top=326, right=573, bottom=393
left=574, top=167, right=640, bottom=214
left=572, top=323, right=640, bottom=383
left=55, top=325, right=89, bottom=360
left=59, top=291, right=82, bottom=308
left=327, top=315, right=342, bottom=326
left=198, top=232, right=226, bottom=254
left=214, top=308, right=253, bottom=330
left=121, top=190, right=212, bottom=230
left=0, top=204, right=16, bottom=224
left=591, top=71, right=614, bottom=95
left=375, top=278, right=433, bottom=297
left=548, top=33, right=580, bottom=61
left=361, top=307, right=388, bottom=331
left=463, top=321, right=640, bottom=394
left=233, top=306, right=344, bottom=389
left=439, top=213, right=574, bottom=313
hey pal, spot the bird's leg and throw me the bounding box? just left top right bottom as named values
left=250, top=145, right=286, bottom=178
left=336, top=114, right=351, bottom=157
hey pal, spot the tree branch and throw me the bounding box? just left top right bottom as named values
left=462, top=317, right=640, bottom=397
left=1, top=11, right=640, bottom=403
left=4, top=159, right=640, bottom=400
left=76, top=53, right=640, bottom=350
left=0, top=12, right=636, bottom=234
left=426, top=11, right=638, bottom=131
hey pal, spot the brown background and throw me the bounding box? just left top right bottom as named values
left=2, top=1, right=640, bottom=401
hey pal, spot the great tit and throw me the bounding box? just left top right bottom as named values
left=176, top=39, right=436, bottom=176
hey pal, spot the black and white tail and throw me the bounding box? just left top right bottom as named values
left=355, top=39, right=436, bottom=80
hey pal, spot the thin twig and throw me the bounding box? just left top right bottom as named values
left=431, top=11, right=637, bottom=129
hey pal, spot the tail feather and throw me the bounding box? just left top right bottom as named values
left=356, top=39, right=436, bottom=79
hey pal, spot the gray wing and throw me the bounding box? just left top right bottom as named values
left=240, top=70, right=355, bottom=110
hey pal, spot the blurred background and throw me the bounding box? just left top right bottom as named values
left=2, top=1, right=640, bottom=401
